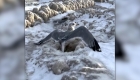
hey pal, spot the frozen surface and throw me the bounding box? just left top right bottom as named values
left=25, top=1, right=115, bottom=80
left=0, top=7, right=25, bottom=80
left=25, top=2, right=50, bottom=11
left=39, top=0, right=53, bottom=3
left=116, top=0, right=140, bottom=80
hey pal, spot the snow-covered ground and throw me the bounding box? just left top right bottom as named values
left=39, top=0, right=53, bottom=3
left=1, top=0, right=140, bottom=80
left=25, top=1, right=115, bottom=80
left=25, top=2, right=50, bottom=11
left=116, top=0, right=140, bottom=80
left=0, top=7, right=25, bottom=80
left=25, top=0, right=56, bottom=10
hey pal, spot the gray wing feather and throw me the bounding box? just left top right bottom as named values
left=34, top=34, right=52, bottom=45
left=52, top=31, right=70, bottom=40
left=65, top=27, right=94, bottom=44
left=34, top=30, right=55, bottom=45
left=34, top=30, right=70, bottom=45
left=64, top=27, right=101, bottom=51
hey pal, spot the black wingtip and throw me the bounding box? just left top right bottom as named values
left=34, top=42, right=41, bottom=45
left=90, top=47, right=102, bottom=52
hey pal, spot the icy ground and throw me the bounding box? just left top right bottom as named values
left=25, top=1, right=115, bottom=80
left=116, top=0, right=140, bottom=80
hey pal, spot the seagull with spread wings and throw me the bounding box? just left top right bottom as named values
left=35, top=26, right=101, bottom=52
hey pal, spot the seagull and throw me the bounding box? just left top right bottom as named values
left=34, top=26, right=101, bottom=52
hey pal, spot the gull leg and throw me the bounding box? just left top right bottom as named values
left=61, top=41, right=65, bottom=52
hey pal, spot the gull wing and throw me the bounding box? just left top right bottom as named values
left=34, top=30, right=55, bottom=45
left=34, top=30, right=70, bottom=45
left=63, top=26, right=101, bottom=52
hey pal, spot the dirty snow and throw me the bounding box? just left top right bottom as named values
left=25, top=1, right=115, bottom=80
left=0, top=7, right=25, bottom=80
left=116, top=0, right=140, bottom=80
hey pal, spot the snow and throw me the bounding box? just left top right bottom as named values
left=0, top=6, right=25, bottom=80
left=96, top=2, right=115, bottom=9
left=116, top=44, right=140, bottom=80
left=25, top=2, right=49, bottom=10
left=50, top=10, right=75, bottom=20
left=39, top=0, right=53, bottom=3
left=0, top=7, right=24, bottom=48
left=90, top=42, right=115, bottom=72
left=25, top=0, right=58, bottom=10
left=25, top=42, right=115, bottom=80
left=25, top=1, right=115, bottom=80
left=1, top=0, right=139, bottom=79
left=116, top=0, right=140, bottom=80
